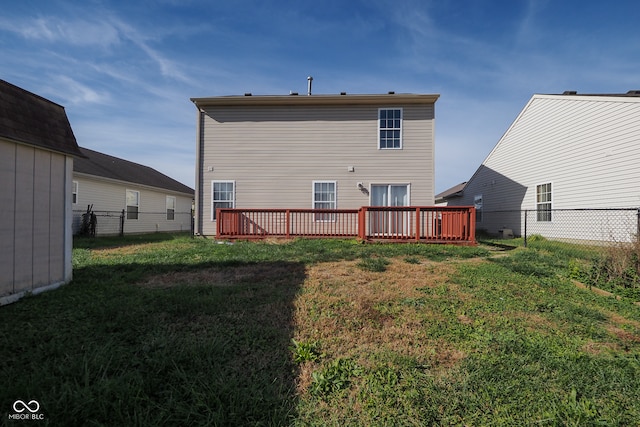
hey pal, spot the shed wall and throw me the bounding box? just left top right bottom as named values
left=0, top=139, right=71, bottom=303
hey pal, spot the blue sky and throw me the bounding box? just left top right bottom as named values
left=1, top=0, right=639, bottom=193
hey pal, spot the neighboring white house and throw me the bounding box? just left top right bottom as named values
left=190, top=91, right=439, bottom=236
left=449, top=91, right=640, bottom=242
left=73, top=147, right=194, bottom=236
left=0, top=79, right=83, bottom=305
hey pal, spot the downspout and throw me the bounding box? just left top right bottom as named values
left=195, top=107, right=204, bottom=236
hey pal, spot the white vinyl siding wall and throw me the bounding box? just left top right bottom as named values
left=73, top=175, right=193, bottom=235
left=451, top=95, right=640, bottom=240
left=197, top=103, right=435, bottom=236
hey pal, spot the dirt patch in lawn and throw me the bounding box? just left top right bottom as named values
left=291, top=257, right=469, bottom=392
left=92, top=243, right=159, bottom=257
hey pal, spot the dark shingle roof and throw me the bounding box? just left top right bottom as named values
left=74, top=147, right=194, bottom=196
left=435, top=182, right=467, bottom=202
left=0, top=79, right=82, bottom=156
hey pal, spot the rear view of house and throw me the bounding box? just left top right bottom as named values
left=191, top=91, right=439, bottom=237
left=0, top=80, right=83, bottom=305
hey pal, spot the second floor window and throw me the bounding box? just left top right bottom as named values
left=379, top=108, right=402, bottom=149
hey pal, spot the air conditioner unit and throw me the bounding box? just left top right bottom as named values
left=498, top=228, right=514, bottom=239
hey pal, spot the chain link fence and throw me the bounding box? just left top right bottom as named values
left=478, top=208, right=640, bottom=247
left=73, top=210, right=194, bottom=237
left=478, top=208, right=640, bottom=301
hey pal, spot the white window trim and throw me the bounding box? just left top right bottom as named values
left=378, top=107, right=403, bottom=150
left=535, top=182, right=553, bottom=222
left=211, top=180, right=236, bottom=221
left=312, top=180, right=337, bottom=222
left=72, top=180, right=78, bottom=205
left=166, top=195, right=176, bottom=220
left=126, top=189, right=140, bottom=220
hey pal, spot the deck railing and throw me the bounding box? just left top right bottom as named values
left=216, top=206, right=476, bottom=244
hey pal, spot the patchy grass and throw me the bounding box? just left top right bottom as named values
left=1, top=235, right=639, bottom=426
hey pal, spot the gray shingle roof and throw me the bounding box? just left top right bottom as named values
left=0, top=79, right=82, bottom=156
left=74, top=147, right=194, bottom=196
left=435, top=182, right=467, bottom=202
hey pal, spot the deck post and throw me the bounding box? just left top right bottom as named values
left=415, top=207, right=421, bottom=242
left=216, top=209, right=220, bottom=237
left=286, top=209, right=290, bottom=239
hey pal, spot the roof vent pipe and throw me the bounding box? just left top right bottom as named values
left=307, top=76, right=313, bottom=95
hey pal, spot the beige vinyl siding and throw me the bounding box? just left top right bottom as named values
left=198, top=103, right=435, bottom=236
left=33, top=149, right=52, bottom=287
left=1, top=140, right=71, bottom=302
left=73, top=175, right=193, bottom=235
left=0, top=140, right=16, bottom=294
left=14, top=144, right=35, bottom=292
left=452, top=95, right=640, bottom=240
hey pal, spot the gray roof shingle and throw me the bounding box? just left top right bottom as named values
left=0, top=79, right=82, bottom=156
left=74, top=147, right=194, bottom=196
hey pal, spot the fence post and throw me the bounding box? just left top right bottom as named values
left=523, top=209, right=527, bottom=247
left=120, top=209, right=125, bottom=237
left=191, top=210, right=195, bottom=238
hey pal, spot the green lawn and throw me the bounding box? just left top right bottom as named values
left=1, top=235, right=639, bottom=426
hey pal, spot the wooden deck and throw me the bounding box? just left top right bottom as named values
left=216, top=206, right=476, bottom=245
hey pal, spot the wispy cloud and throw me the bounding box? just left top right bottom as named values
left=0, top=15, right=121, bottom=48
left=0, top=8, right=193, bottom=85
left=105, top=15, right=193, bottom=84
left=49, top=75, right=111, bottom=106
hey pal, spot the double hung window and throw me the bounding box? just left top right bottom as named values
left=536, top=183, right=552, bottom=222
left=378, top=108, right=402, bottom=149
left=166, top=196, right=176, bottom=220
left=313, top=181, right=336, bottom=222
left=72, top=181, right=78, bottom=204
left=212, top=181, right=235, bottom=220
left=126, top=190, right=140, bottom=220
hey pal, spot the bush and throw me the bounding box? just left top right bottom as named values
left=583, top=238, right=640, bottom=300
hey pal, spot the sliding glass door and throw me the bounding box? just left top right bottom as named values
left=370, top=184, right=409, bottom=235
